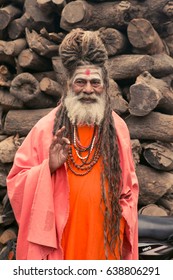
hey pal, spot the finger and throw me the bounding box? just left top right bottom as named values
left=51, top=127, right=67, bottom=146
left=55, top=126, right=66, bottom=138
left=62, top=137, right=70, bottom=145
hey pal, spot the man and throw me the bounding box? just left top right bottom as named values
left=7, top=28, right=139, bottom=260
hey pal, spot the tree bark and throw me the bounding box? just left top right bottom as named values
left=60, top=0, right=171, bottom=32
left=108, top=78, right=128, bottom=115
left=18, top=49, right=52, bottom=72
left=143, top=142, right=173, bottom=171
left=0, top=4, right=22, bottom=31
left=106, top=54, right=154, bottom=80
left=127, top=18, right=169, bottom=55
left=136, top=164, right=173, bottom=205
left=99, top=27, right=129, bottom=56
left=3, top=108, right=53, bottom=136
left=52, top=56, right=67, bottom=88
left=0, top=65, right=12, bottom=88
left=8, top=0, right=54, bottom=40
left=10, top=72, right=57, bottom=109
left=151, top=53, right=173, bottom=77
left=0, top=38, right=27, bottom=56
left=39, top=77, right=63, bottom=98
left=125, top=111, right=173, bottom=142
left=129, top=71, right=173, bottom=116
left=0, top=89, right=24, bottom=111
left=0, top=135, right=23, bottom=163
left=25, top=28, right=59, bottom=58
left=131, top=139, right=142, bottom=167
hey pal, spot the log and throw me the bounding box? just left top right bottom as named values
left=0, top=89, right=24, bottom=111
left=0, top=65, right=12, bottom=87
left=0, top=107, right=3, bottom=130
left=129, top=71, right=173, bottom=116
left=60, top=0, right=171, bottom=32
left=10, top=72, right=57, bottom=109
left=151, top=53, right=173, bottom=77
left=33, top=71, right=57, bottom=82
left=3, top=108, right=53, bottom=136
left=52, top=56, right=67, bottom=88
left=136, top=164, right=173, bottom=205
left=0, top=54, right=15, bottom=68
left=25, top=28, right=59, bottom=58
left=0, top=4, right=22, bottom=31
left=142, top=142, right=173, bottom=171
left=0, top=135, right=7, bottom=142
left=8, top=0, right=54, bottom=40
left=52, top=0, right=67, bottom=15
left=158, top=186, right=173, bottom=214
left=3, top=38, right=27, bottom=56
left=37, top=0, right=67, bottom=15
left=18, top=49, right=52, bottom=72
left=0, top=135, right=23, bottom=164
left=36, top=0, right=54, bottom=15
left=160, top=21, right=173, bottom=57
left=131, top=139, right=142, bottom=166
left=0, top=188, right=6, bottom=200
left=127, top=18, right=169, bottom=55
left=8, top=13, right=31, bottom=40
left=162, top=1, right=173, bottom=17
left=0, top=193, right=16, bottom=226
left=40, top=28, right=65, bottom=44
left=106, top=54, right=154, bottom=80
left=98, top=27, right=129, bottom=56
left=125, top=111, right=173, bottom=142
left=165, top=35, right=173, bottom=57
left=39, top=77, right=63, bottom=98
left=0, top=227, right=17, bottom=244
left=10, top=73, right=41, bottom=103
left=138, top=204, right=168, bottom=216
left=108, top=79, right=128, bottom=115
left=0, top=163, right=11, bottom=186
left=60, top=0, right=132, bottom=31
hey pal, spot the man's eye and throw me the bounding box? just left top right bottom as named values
left=91, top=80, right=101, bottom=87
left=75, top=80, right=86, bottom=86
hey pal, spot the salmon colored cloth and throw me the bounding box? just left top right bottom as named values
left=6, top=107, right=139, bottom=260
left=61, top=126, right=125, bottom=259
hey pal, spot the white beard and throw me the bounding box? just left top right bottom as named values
left=64, top=90, right=106, bottom=126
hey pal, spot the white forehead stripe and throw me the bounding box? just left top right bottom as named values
left=71, top=65, right=103, bottom=85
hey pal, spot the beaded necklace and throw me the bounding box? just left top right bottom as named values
left=67, top=124, right=102, bottom=176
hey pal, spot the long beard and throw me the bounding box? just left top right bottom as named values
left=64, top=90, right=106, bottom=126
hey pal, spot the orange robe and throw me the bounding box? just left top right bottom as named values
left=60, top=126, right=125, bottom=260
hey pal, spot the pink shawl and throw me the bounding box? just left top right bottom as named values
left=7, top=107, right=139, bottom=259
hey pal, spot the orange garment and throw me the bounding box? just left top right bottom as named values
left=7, top=107, right=139, bottom=260
left=61, top=126, right=125, bottom=260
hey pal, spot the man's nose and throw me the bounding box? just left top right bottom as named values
left=83, top=81, right=94, bottom=94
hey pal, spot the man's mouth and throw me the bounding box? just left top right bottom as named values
left=79, top=97, right=97, bottom=103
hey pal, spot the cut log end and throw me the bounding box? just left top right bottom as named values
left=129, top=83, right=160, bottom=116
left=61, top=1, right=85, bottom=25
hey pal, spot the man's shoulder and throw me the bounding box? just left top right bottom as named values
left=27, top=106, right=58, bottom=139
left=112, top=111, right=128, bottom=130
left=35, top=107, right=57, bottom=127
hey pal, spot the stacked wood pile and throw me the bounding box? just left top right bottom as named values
left=0, top=0, right=173, bottom=258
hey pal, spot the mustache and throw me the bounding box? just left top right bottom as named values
left=75, top=92, right=100, bottom=102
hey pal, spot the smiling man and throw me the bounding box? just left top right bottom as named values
left=7, top=28, right=139, bottom=260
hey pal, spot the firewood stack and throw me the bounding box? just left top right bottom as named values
left=0, top=0, right=173, bottom=258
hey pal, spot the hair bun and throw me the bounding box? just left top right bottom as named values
left=59, top=28, right=108, bottom=72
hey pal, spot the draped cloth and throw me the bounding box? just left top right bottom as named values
left=6, top=107, right=139, bottom=260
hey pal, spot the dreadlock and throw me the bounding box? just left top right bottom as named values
left=53, top=28, right=123, bottom=258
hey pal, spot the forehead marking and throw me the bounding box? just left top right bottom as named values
left=85, top=69, right=91, bottom=76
